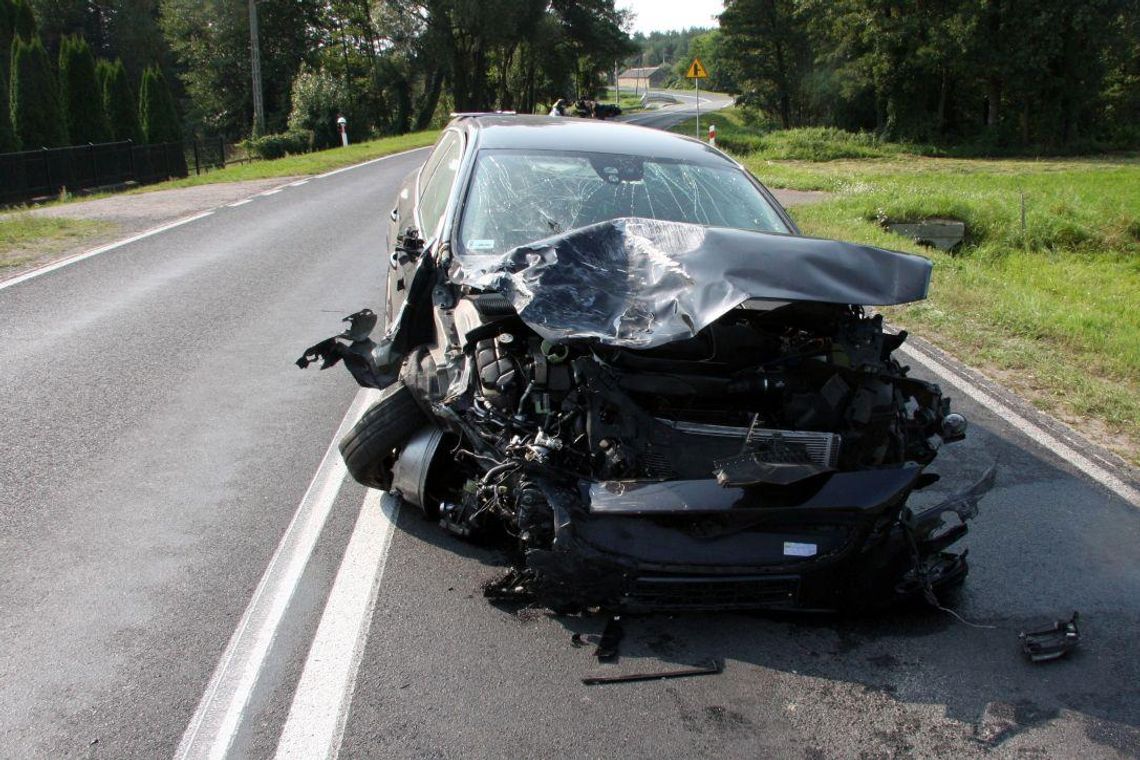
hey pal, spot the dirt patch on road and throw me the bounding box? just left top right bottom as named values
left=0, top=177, right=298, bottom=282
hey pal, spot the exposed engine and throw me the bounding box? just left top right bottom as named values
left=399, top=299, right=965, bottom=552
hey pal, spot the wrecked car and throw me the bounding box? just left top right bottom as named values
left=299, top=115, right=990, bottom=613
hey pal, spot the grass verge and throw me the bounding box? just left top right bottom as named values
left=677, top=108, right=1140, bottom=465
left=0, top=214, right=115, bottom=271
left=598, top=91, right=646, bottom=114
left=146, top=129, right=441, bottom=191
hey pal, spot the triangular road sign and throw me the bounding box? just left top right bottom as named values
left=686, top=57, right=708, bottom=79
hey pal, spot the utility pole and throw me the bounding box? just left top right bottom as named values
left=249, top=0, right=265, bottom=136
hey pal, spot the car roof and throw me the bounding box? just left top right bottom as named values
left=450, top=114, right=731, bottom=164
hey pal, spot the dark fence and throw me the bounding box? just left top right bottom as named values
left=187, top=136, right=254, bottom=176
left=0, top=140, right=188, bottom=206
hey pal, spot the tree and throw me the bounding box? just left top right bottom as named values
left=0, top=0, right=14, bottom=151
left=11, top=0, right=34, bottom=41
left=720, top=0, right=812, bottom=128
left=287, top=64, right=353, bottom=149
left=1, top=0, right=15, bottom=60
left=138, top=63, right=179, bottom=142
left=160, top=0, right=319, bottom=137
left=59, top=34, right=108, bottom=143
left=10, top=35, right=66, bottom=147
left=0, top=68, right=15, bottom=151
left=99, top=57, right=139, bottom=141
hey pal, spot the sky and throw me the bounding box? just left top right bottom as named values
left=619, top=0, right=724, bottom=34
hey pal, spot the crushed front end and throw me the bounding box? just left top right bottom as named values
left=304, top=219, right=993, bottom=613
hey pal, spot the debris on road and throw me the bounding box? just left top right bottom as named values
left=581, top=660, right=723, bottom=685
left=1020, top=612, right=1080, bottom=662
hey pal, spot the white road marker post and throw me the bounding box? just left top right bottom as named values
left=337, top=115, right=348, bottom=147
left=708, top=123, right=717, bottom=147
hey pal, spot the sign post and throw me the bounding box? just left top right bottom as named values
left=686, top=57, right=708, bottom=139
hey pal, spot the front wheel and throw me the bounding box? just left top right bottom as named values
left=339, top=382, right=426, bottom=490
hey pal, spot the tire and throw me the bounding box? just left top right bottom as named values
left=339, top=382, right=427, bottom=490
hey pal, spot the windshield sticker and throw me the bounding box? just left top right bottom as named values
left=467, top=239, right=496, bottom=251
left=784, top=542, right=818, bottom=557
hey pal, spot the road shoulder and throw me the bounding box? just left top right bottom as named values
left=0, top=177, right=300, bottom=283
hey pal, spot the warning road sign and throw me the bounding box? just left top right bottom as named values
left=686, top=57, right=708, bottom=79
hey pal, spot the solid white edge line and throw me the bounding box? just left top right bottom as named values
left=227, top=199, right=254, bottom=207
left=287, top=179, right=310, bottom=187
left=898, top=344, right=1139, bottom=508
left=313, top=145, right=432, bottom=180
left=174, top=387, right=380, bottom=760
left=260, top=188, right=284, bottom=196
left=0, top=210, right=215, bottom=292
left=274, top=489, right=400, bottom=760
left=1, top=145, right=432, bottom=293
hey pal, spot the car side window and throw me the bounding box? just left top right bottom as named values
left=417, top=131, right=462, bottom=239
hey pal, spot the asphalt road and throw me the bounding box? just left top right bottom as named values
left=1, top=120, right=1138, bottom=760
left=617, top=89, right=733, bottom=131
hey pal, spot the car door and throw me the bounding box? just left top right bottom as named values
left=385, top=130, right=462, bottom=328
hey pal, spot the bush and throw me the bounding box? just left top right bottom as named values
left=245, top=130, right=314, bottom=160
left=138, top=65, right=181, bottom=144
left=10, top=35, right=66, bottom=148
left=0, top=67, right=15, bottom=152
left=99, top=58, right=140, bottom=143
left=59, top=35, right=108, bottom=144
left=288, top=65, right=362, bottom=150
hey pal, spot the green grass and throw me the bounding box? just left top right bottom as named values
left=0, top=213, right=114, bottom=269
left=677, top=108, right=1140, bottom=464
left=149, top=129, right=441, bottom=191
left=685, top=107, right=935, bottom=161
left=597, top=91, right=646, bottom=113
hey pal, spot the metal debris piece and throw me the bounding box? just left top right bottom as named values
left=594, top=615, right=624, bottom=662
left=582, top=660, right=723, bottom=685
left=482, top=568, right=535, bottom=604
left=1019, top=612, right=1080, bottom=662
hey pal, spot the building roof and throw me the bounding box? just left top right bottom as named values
left=618, top=65, right=666, bottom=78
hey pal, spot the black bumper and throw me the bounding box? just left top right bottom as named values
left=521, top=467, right=973, bottom=613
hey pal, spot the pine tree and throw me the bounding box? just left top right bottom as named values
left=100, top=58, right=140, bottom=142
left=1, top=0, right=14, bottom=73
left=10, top=36, right=66, bottom=148
left=11, top=0, right=33, bottom=42
left=0, top=0, right=14, bottom=151
left=0, top=68, right=15, bottom=151
left=59, top=34, right=108, bottom=144
left=138, top=65, right=181, bottom=144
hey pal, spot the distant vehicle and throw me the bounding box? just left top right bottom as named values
left=571, top=98, right=622, bottom=120
left=299, top=115, right=987, bottom=614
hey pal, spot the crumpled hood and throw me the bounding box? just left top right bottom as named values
left=450, top=218, right=932, bottom=349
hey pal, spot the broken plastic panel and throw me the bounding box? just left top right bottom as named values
left=450, top=218, right=933, bottom=349
left=1020, top=612, right=1080, bottom=663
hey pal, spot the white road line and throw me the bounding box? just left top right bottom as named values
left=274, top=490, right=401, bottom=760
left=260, top=188, right=284, bottom=196
left=175, top=387, right=380, bottom=760
left=1, top=146, right=431, bottom=293
left=313, top=146, right=432, bottom=180
left=227, top=199, right=254, bottom=207
left=287, top=179, right=310, bottom=187
left=0, top=211, right=214, bottom=292
left=898, top=344, right=1139, bottom=508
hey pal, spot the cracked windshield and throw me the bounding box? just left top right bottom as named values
left=459, top=149, right=789, bottom=255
